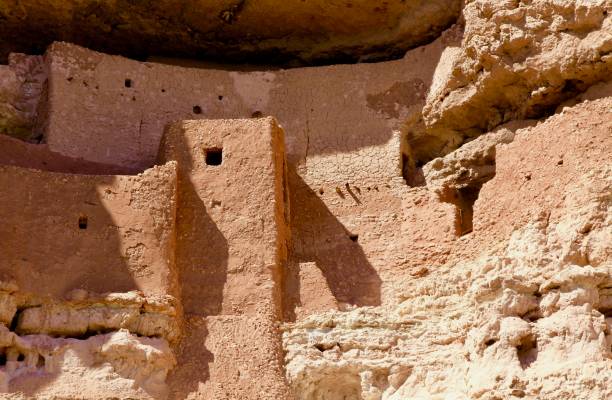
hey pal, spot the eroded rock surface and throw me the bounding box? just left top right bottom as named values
left=0, top=54, right=46, bottom=139
left=418, top=0, right=612, bottom=156
left=0, top=326, right=175, bottom=398
left=0, top=282, right=178, bottom=397
left=0, top=0, right=461, bottom=65
left=0, top=1, right=610, bottom=398
left=284, top=96, right=612, bottom=400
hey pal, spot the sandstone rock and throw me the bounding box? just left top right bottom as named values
left=0, top=0, right=461, bottom=65
left=16, top=292, right=179, bottom=342
left=0, top=326, right=175, bottom=398
left=284, top=97, right=612, bottom=400
left=421, top=0, right=612, bottom=151
left=0, top=2, right=611, bottom=398
left=0, top=54, right=45, bottom=139
left=423, top=120, right=534, bottom=199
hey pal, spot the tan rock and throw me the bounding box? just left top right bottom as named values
left=420, top=0, right=612, bottom=152
left=284, top=97, right=612, bottom=400
left=0, top=3, right=611, bottom=398
left=2, top=326, right=175, bottom=398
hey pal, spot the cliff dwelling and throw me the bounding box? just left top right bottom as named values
left=0, top=1, right=610, bottom=399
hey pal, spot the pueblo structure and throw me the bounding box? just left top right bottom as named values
left=0, top=1, right=611, bottom=399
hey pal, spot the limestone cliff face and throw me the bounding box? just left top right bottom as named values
left=0, top=0, right=461, bottom=65
left=284, top=97, right=612, bottom=400
left=0, top=1, right=610, bottom=399
left=418, top=0, right=612, bottom=155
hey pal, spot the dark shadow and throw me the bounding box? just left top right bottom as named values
left=167, top=317, right=214, bottom=400
left=284, top=166, right=381, bottom=321
left=0, top=135, right=185, bottom=398
left=0, top=1, right=460, bottom=66
left=0, top=171, right=139, bottom=298
left=171, top=172, right=229, bottom=316
left=517, top=335, right=538, bottom=370
left=0, top=133, right=135, bottom=175
left=157, top=125, right=229, bottom=399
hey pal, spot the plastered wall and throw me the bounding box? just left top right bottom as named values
left=0, top=163, right=178, bottom=299
left=157, top=118, right=292, bottom=398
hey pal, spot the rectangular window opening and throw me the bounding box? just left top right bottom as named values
left=205, top=148, right=223, bottom=166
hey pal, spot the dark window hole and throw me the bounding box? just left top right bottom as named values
left=517, top=336, right=538, bottom=369
left=349, top=233, right=359, bottom=242
left=32, top=134, right=44, bottom=144
left=205, top=148, right=223, bottom=166
left=17, top=353, right=25, bottom=362
left=484, top=339, right=497, bottom=347
left=78, top=216, right=88, bottom=229
left=124, top=78, right=132, bottom=88
left=251, top=111, right=263, bottom=118
left=402, top=152, right=427, bottom=188
left=0, top=353, right=5, bottom=366
left=193, top=105, right=202, bottom=114
left=72, top=328, right=115, bottom=340
left=67, top=77, right=73, bottom=82
left=455, top=185, right=482, bottom=236
left=9, top=310, right=20, bottom=331
left=161, top=88, right=166, bottom=93
left=218, top=95, right=224, bottom=101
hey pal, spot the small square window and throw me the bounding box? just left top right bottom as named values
left=78, top=215, right=88, bottom=229
left=205, top=148, right=223, bottom=166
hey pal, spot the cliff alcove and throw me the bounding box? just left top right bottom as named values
left=0, top=1, right=611, bottom=399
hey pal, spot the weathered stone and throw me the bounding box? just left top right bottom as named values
left=0, top=0, right=461, bottom=65
left=419, top=0, right=612, bottom=154
left=0, top=2, right=610, bottom=398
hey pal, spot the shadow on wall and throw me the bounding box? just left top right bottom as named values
left=158, top=128, right=228, bottom=400
left=284, top=167, right=381, bottom=321
left=0, top=170, right=144, bottom=395
left=167, top=317, right=214, bottom=400
left=0, top=173, right=139, bottom=298
left=171, top=177, right=228, bottom=316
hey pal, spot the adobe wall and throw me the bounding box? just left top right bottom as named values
left=0, top=162, right=178, bottom=300
left=28, top=30, right=463, bottom=316
left=0, top=1, right=610, bottom=398
left=286, top=135, right=458, bottom=318
left=40, top=30, right=459, bottom=171
left=157, top=118, right=292, bottom=399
